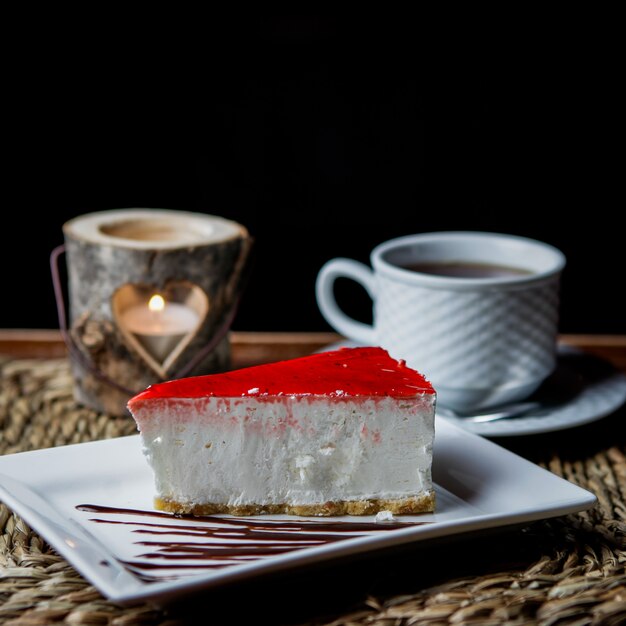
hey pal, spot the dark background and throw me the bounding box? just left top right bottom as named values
left=3, top=16, right=624, bottom=334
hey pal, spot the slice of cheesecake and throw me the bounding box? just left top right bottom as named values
left=127, top=346, right=436, bottom=516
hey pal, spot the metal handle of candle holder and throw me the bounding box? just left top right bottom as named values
left=50, top=244, right=244, bottom=396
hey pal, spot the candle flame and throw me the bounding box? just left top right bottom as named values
left=148, top=294, right=165, bottom=313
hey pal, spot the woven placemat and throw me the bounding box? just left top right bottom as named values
left=0, top=356, right=625, bottom=625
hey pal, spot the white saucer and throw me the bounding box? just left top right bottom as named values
left=320, top=341, right=626, bottom=437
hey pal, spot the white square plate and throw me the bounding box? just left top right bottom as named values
left=0, top=418, right=595, bottom=606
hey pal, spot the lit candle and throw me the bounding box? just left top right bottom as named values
left=121, top=294, right=200, bottom=362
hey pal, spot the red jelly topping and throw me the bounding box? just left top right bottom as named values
left=129, top=347, right=433, bottom=406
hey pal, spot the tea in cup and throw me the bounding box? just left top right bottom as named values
left=316, top=231, right=566, bottom=411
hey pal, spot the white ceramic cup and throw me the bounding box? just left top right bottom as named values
left=316, top=231, right=566, bottom=411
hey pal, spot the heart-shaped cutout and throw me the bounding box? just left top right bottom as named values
left=112, top=281, right=209, bottom=378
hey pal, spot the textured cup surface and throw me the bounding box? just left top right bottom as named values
left=316, top=232, right=566, bottom=410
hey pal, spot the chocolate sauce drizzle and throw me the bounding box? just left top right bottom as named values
left=76, top=504, right=428, bottom=583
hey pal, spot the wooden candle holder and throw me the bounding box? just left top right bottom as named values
left=59, top=209, right=252, bottom=416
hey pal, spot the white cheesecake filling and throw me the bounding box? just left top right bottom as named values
left=134, top=395, right=435, bottom=507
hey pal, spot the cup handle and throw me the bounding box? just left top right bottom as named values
left=315, top=258, right=376, bottom=345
